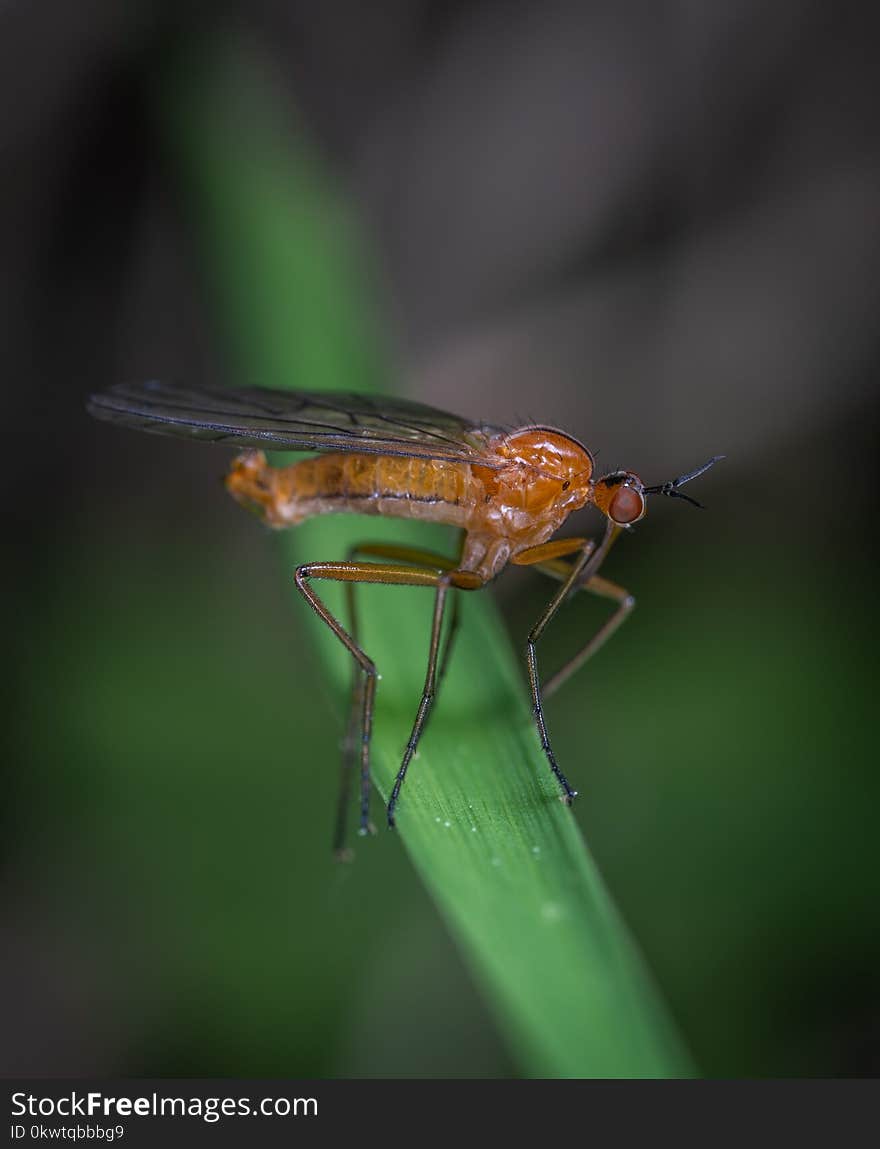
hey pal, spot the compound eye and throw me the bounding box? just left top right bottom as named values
left=609, top=485, right=645, bottom=525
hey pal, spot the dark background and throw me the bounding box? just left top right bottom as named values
left=3, top=1, right=878, bottom=1076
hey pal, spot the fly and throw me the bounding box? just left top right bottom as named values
left=88, top=381, right=722, bottom=854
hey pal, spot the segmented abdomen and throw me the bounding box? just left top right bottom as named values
left=283, top=453, right=476, bottom=526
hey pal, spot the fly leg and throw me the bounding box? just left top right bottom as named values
left=385, top=573, right=451, bottom=828
left=334, top=673, right=365, bottom=859
left=294, top=559, right=482, bottom=842
left=432, top=588, right=461, bottom=702
left=513, top=523, right=622, bottom=804
left=538, top=570, right=635, bottom=700
left=296, top=566, right=378, bottom=847
left=335, top=542, right=462, bottom=855
left=333, top=578, right=366, bottom=859
left=346, top=542, right=465, bottom=739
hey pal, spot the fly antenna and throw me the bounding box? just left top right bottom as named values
left=645, top=455, right=724, bottom=509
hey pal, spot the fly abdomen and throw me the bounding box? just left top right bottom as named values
left=294, top=453, right=475, bottom=525
left=227, top=450, right=477, bottom=528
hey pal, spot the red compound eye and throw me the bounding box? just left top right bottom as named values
left=609, top=485, right=645, bottom=525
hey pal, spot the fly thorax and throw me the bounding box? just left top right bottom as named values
left=482, top=426, right=593, bottom=537
left=485, top=462, right=588, bottom=540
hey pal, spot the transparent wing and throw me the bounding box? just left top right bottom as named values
left=87, top=381, right=505, bottom=466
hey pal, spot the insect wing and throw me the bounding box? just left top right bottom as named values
left=87, top=381, right=504, bottom=466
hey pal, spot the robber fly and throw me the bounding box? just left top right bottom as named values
left=88, top=381, right=721, bottom=852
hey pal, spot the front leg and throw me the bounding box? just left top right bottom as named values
left=516, top=523, right=622, bottom=803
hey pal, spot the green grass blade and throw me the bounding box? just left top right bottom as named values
left=159, top=38, right=694, bottom=1077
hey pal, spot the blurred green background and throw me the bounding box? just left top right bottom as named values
left=4, top=6, right=879, bottom=1077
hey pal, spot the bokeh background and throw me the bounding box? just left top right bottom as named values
left=4, top=1, right=878, bottom=1077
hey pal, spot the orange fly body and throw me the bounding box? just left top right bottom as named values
left=89, top=382, right=722, bottom=852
